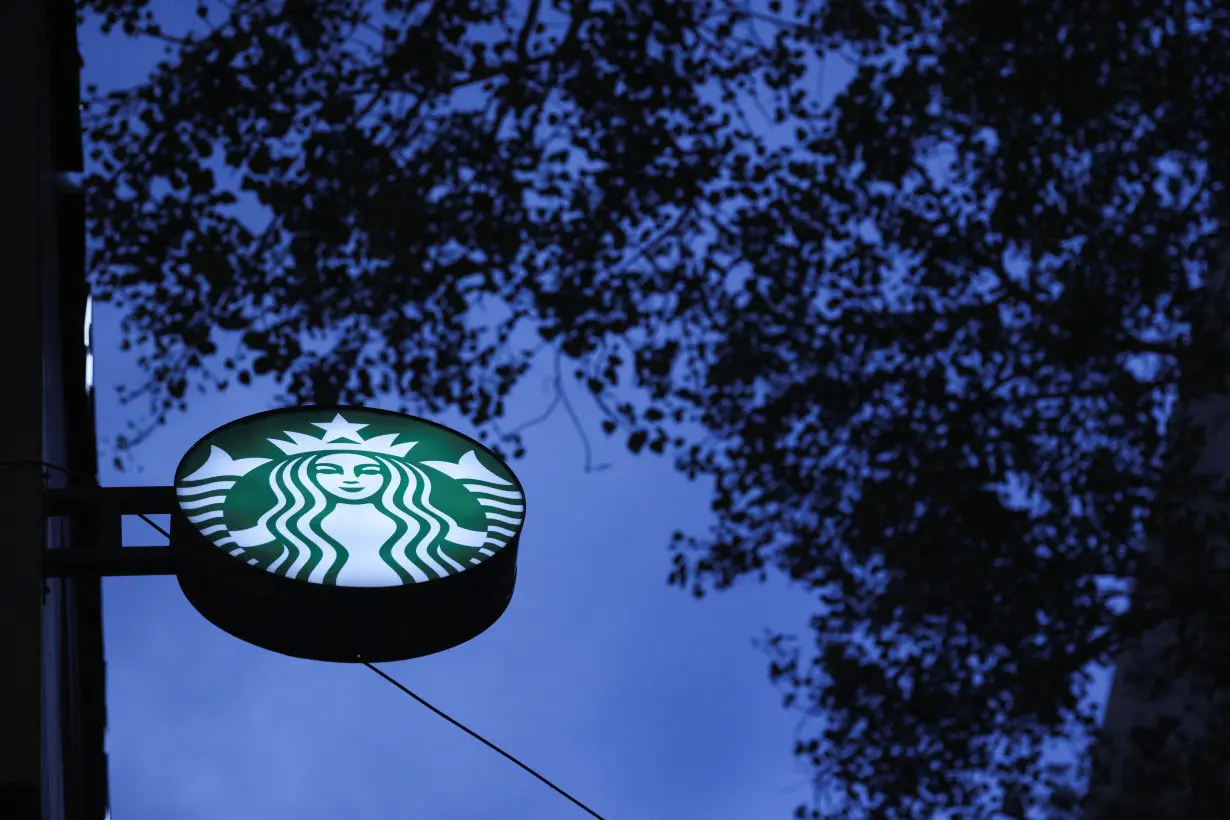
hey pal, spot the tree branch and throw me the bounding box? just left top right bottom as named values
left=555, top=349, right=610, bottom=473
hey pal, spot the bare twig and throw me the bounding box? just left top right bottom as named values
left=554, top=349, right=610, bottom=473
left=507, top=381, right=563, bottom=436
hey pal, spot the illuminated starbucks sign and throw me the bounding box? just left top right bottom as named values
left=171, top=407, right=524, bottom=663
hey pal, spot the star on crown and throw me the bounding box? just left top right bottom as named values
left=267, top=413, right=416, bottom=458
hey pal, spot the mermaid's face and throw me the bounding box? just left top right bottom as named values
left=313, top=454, right=385, bottom=502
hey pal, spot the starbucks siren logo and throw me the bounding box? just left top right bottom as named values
left=174, top=411, right=524, bottom=587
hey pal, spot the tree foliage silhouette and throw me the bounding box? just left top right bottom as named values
left=80, top=0, right=1230, bottom=816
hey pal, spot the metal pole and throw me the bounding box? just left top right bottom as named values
left=0, top=0, right=50, bottom=816
left=43, top=548, right=180, bottom=578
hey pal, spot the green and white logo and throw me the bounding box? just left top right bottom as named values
left=174, top=408, right=525, bottom=587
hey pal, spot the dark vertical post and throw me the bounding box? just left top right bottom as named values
left=1085, top=243, right=1230, bottom=817
left=45, top=0, right=108, bottom=814
left=0, top=0, right=49, bottom=817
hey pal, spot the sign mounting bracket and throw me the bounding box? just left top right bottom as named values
left=42, top=485, right=179, bottom=577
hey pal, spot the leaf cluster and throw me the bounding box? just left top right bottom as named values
left=81, top=0, right=1230, bottom=815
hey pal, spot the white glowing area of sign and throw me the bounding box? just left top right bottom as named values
left=175, top=412, right=524, bottom=588
left=84, top=295, right=94, bottom=391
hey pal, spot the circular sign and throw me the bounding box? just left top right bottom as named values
left=171, top=406, right=524, bottom=662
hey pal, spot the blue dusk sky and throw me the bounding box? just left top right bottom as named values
left=81, top=6, right=822, bottom=819
left=80, top=4, right=1120, bottom=818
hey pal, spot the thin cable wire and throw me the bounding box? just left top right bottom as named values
left=0, top=459, right=172, bottom=540
left=362, top=661, right=606, bottom=819
left=9, top=459, right=602, bottom=815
